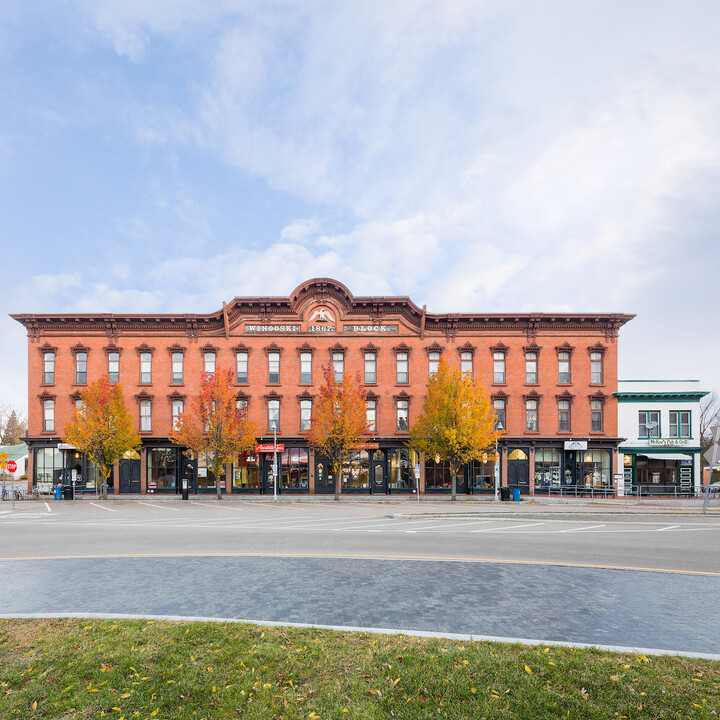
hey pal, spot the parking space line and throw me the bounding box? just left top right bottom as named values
left=190, top=502, right=245, bottom=512
left=44, top=502, right=52, bottom=512
left=404, top=520, right=494, bottom=533
left=471, top=522, right=545, bottom=533
left=138, top=502, right=180, bottom=512
left=656, top=525, right=680, bottom=531
left=89, top=502, right=116, bottom=512
left=559, top=524, right=606, bottom=533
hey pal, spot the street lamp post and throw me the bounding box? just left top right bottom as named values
left=494, top=421, right=504, bottom=501
left=272, top=426, right=278, bottom=501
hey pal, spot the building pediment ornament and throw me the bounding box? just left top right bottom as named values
left=296, top=342, right=315, bottom=352
left=490, top=342, right=508, bottom=354
left=555, top=342, right=575, bottom=355
left=167, top=343, right=186, bottom=354
left=425, top=342, right=444, bottom=354
left=589, top=391, right=607, bottom=401
left=393, top=342, right=411, bottom=354
left=555, top=390, right=574, bottom=402
left=523, top=390, right=542, bottom=401
left=135, top=342, right=155, bottom=353
left=457, top=342, right=475, bottom=354
left=296, top=390, right=315, bottom=400
left=135, top=390, right=154, bottom=401
left=523, top=342, right=541, bottom=355
left=103, top=343, right=123, bottom=355
left=587, top=342, right=607, bottom=355
left=264, top=390, right=283, bottom=400
left=200, top=342, right=219, bottom=353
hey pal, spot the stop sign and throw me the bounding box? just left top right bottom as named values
left=6, top=460, right=17, bottom=473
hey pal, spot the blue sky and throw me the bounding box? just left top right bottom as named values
left=2, top=0, right=719, bottom=414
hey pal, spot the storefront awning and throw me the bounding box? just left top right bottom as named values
left=638, top=453, right=692, bottom=461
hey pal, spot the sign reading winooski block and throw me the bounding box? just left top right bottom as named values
left=244, top=324, right=399, bottom=333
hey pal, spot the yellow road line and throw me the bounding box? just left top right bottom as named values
left=0, top=551, right=718, bottom=577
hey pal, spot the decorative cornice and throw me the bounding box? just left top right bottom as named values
left=555, top=342, right=575, bottom=355
left=135, top=343, right=155, bottom=353
left=555, top=390, right=574, bottom=402
left=588, top=342, right=607, bottom=355
left=614, top=392, right=707, bottom=403
left=490, top=342, right=508, bottom=354
left=425, top=342, right=444, bottom=355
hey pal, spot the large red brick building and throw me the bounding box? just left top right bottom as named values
left=12, top=278, right=634, bottom=497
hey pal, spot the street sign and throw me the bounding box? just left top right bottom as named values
left=255, top=444, right=285, bottom=453
left=6, top=460, right=17, bottom=473
left=0, top=461, right=5, bottom=470
left=0, top=451, right=6, bottom=462
left=703, top=447, right=720, bottom=467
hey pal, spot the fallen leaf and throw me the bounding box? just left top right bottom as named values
left=525, top=665, right=532, bottom=675
left=31, top=701, right=37, bottom=710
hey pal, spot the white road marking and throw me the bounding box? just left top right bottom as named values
left=44, top=502, right=52, bottom=513
left=404, top=520, right=494, bottom=533
left=89, top=502, right=116, bottom=512
left=190, top=502, right=245, bottom=512
left=656, top=525, right=680, bottom=531
left=138, top=502, right=180, bottom=512
left=471, top=522, right=545, bottom=533
left=559, top=524, right=606, bottom=533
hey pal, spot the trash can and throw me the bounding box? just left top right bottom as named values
left=63, top=486, right=73, bottom=500
left=512, top=488, right=521, bottom=502
left=53, top=486, right=62, bottom=501
left=500, top=487, right=510, bottom=501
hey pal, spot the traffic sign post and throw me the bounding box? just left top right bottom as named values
left=702, top=425, right=720, bottom=514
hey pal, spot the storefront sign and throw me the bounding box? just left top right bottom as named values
left=355, top=442, right=380, bottom=450
left=256, top=444, right=285, bottom=453
left=564, top=440, right=588, bottom=450
left=647, top=438, right=690, bottom=447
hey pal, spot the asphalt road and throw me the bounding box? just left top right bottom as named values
left=1, top=499, right=719, bottom=658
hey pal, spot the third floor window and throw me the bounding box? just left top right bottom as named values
left=300, top=352, right=312, bottom=383
left=140, top=352, right=151, bottom=383
left=268, top=352, right=280, bottom=383
left=75, top=353, right=87, bottom=384
left=108, top=352, right=120, bottom=383
left=43, top=352, right=55, bottom=384
left=364, top=352, right=376, bottom=384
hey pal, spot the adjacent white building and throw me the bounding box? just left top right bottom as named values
left=615, top=380, right=708, bottom=495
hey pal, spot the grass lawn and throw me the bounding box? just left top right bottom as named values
left=0, top=618, right=718, bottom=719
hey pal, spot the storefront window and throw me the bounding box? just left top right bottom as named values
left=34, top=447, right=63, bottom=491
left=389, top=448, right=417, bottom=490
left=534, top=448, right=561, bottom=489
left=281, top=448, right=309, bottom=490
left=147, top=448, right=177, bottom=492
left=197, top=453, right=222, bottom=490
left=343, top=450, right=370, bottom=489
left=425, top=456, right=452, bottom=490
left=470, top=457, right=495, bottom=490
left=582, top=449, right=611, bottom=487
left=234, top=453, right=260, bottom=489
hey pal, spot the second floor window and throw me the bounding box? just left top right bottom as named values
left=364, top=352, right=376, bottom=384
left=558, top=352, right=570, bottom=383
left=493, top=352, right=506, bottom=383
left=396, top=352, right=408, bottom=384
left=300, top=400, right=312, bottom=431
left=494, top=399, right=506, bottom=429
left=204, top=352, right=216, bottom=375
left=43, top=352, right=55, bottom=384
left=140, top=352, right=152, bottom=383
left=140, top=400, right=152, bottom=432
left=108, top=352, right=120, bottom=383
left=525, top=399, right=538, bottom=432
left=591, top=400, right=603, bottom=432
left=396, top=400, right=409, bottom=432
left=75, top=352, right=87, bottom=384
left=268, top=400, right=280, bottom=431
left=300, top=352, right=312, bottom=383
left=172, top=353, right=184, bottom=384
left=333, top=352, right=344, bottom=383
left=525, top=352, right=538, bottom=384
left=366, top=399, right=377, bottom=432
left=428, top=351, right=441, bottom=377
left=236, top=351, right=248, bottom=383
left=558, top=400, right=570, bottom=432
left=461, top=352, right=473, bottom=376
left=590, top=352, right=603, bottom=384
left=638, top=410, right=660, bottom=438
left=669, top=411, right=691, bottom=438
left=43, top=399, right=54, bottom=432
left=268, top=352, right=280, bottom=383
left=172, top=400, right=184, bottom=429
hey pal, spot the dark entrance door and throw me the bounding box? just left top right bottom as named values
left=118, top=459, right=141, bottom=494
left=507, top=448, right=530, bottom=493
left=314, top=459, right=335, bottom=495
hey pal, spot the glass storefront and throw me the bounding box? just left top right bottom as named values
left=233, top=453, right=260, bottom=491
left=582, top=449, right=611, bottom=487
left=34, top=447, right=104, bottom=494
left=534, top=448, right=562, bottom=490
left=389, top=449, right=418, bottom=491
left=147, top=448, right=177, bottom=492
left=342, top=450, right=370, bottom=490
left=197, top=453, right=223, bottom=492
left=425, top=457, right=452, bottom=490
left=280, top=448, right=309, bottom=492
left=34, top=448, right=63, bottom=492
left=470, top=457, right=496, bottom=492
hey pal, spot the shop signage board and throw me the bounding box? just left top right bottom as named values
left=563, top=440, right=587, bottom=450
left=256, top=444, right=285, bottom=453
left=648, top=438, right=690, bottom=447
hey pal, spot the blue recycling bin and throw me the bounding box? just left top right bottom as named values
left=53, top=485, right=62, bottom=501
left=512, top=488, right=521, bottom=501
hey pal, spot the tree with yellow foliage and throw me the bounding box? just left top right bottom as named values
left=410, top=356, right=501, bottom=500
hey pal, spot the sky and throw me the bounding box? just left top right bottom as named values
left=1, top=0, right=719, bottom=415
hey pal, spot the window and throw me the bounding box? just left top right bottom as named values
left=140, top=400, right=152, bottom=432
left=236, top=351, right=248, bottom=383
left=75, top=398, right=84, bottom=410
left=534, top=448, right=562, bottom=489
left=300, top=399, right=312, bottom=431
left=396, top=399, right=409, bottom=432
left=108, top=352, right=120, bottom=383
left=558, top=352, right=571, bottom=383
left=493, top=352, right=506, bottom=383
left=172, top=353, right=184, bottom=384
left=590, top=352, right=603, bottom=384
left=172, top=400, right=184, bottom=429
left=428, top=351, right=441, bottom=377
left=525, top=399, right=538, bottom=432
left=75, top=352, right=87, bottom=384
left=669, top=411, right=691, bottom=438
left=638, top=410, right=660, bottom=438
left=461, top=352, right=473, bottom=376
left=43, top=352, right=55, bottom=384
left=43, top=399, right=54, bottom=432
left=268, top=352, right=280, bottom=383
left=591, top=400, right=603, bottom=432
left=204, top=352, right=216, bottom=375
left=396, top=352, right=408, bottom=384
left=525, top=352, right=538, bottom=384
left=268, top=400, right=280, bottom=431
left=493, top=399, right=506, bottom=429
left=300, top=352, right=312, bottom=383
left=558, top=400, right=571, bottom=432
left=364, top=352, right=376, bottom=384
left=236, top=398, right=248, bottom=415
left=147, top=448, right=177, bottom=491
left=140, top=352, right=152, bottom=383
left=333, top=352, right=344, bottom=383
left=366, top=399, right=377, bottom=432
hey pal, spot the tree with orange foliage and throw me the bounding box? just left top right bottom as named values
left=305, top=363, right=370, bottom=500
left=170, top=367, right=258, bottom=499
left=63, top=375, right=140, bottom=500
